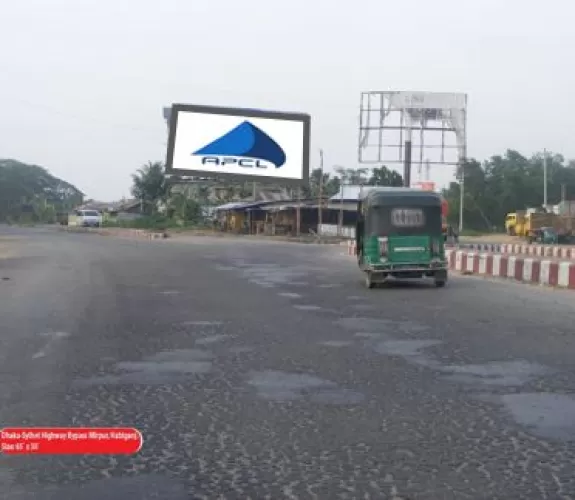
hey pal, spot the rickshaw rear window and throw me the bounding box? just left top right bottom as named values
left=368, top=206, right=442, bottom=236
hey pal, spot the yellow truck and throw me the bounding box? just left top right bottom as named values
left=505, top=211, right=525, bottom=236
left=524, top=213, right=575, bottom=243
left=524, top=212, right=555, bottom=241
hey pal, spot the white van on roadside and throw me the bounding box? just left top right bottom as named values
left=73, top=209, right=103, bottom=227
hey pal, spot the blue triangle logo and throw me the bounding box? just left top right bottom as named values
left=193, top=121, right=286, bottom=168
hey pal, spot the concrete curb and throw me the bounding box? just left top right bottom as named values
left=445, top=249, right=575, bottom=289
left=457, top=242, right=575, bottom=259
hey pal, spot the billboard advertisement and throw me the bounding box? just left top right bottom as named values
left=165, top=104, right=311, bottom=185
left=413, top=181, right=436, bottom=192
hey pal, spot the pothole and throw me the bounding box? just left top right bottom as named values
left=499, top=392, right=575, bottom=441
left=196, top=334, right=232, bottom=345
left=278, top=292, right=303, bottom=299
left=319, top=340, right=353, bottom=348
left=440, top=360, right=550, bottom=387
left=246, top=370, right=364, bottom=405
left=293, top=304, right=323, bottom=311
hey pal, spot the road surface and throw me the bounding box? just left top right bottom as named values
left=1, top=227, right=575, bottom=499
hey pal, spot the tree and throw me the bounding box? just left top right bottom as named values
left=367, top=166, right=404, bottom=186
left=167, top=191, right=202, bottom=223
left=442, top=149, right=575, bottom=231
left=0, top=159, right=83, bottom=223
left=131, top=161, right=168, bottom=215
left=302, top=168, right=340, bottom=198
left=334, top=167, right=369, bottom=186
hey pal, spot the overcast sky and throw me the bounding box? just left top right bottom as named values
left=1, top=0, right=573, bottom=201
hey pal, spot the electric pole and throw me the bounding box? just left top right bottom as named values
left=317, top=149, right=324, bottom=236
left=543, top=148, right=548, bottom=208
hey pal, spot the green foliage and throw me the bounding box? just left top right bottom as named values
left=334, top=166, right=370, bottom=186
left=366, top=166, right=404, bottom=186
left=443, top=150, right=575, bottom=231
left=0, top=159, right=83, bottom=223
left=302, top=168, right=341, bottom=198
left=131, top=161, right=168, bottom=214
left=103, top=214, right=175, bottom=230
left=167, top=192, right=202, bottom=223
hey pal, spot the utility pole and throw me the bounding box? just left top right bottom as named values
left=296, top=187, right=301, bottom=237
left=317, top=149, right=324, bottom=236
left=250, top=181, right=257, bottom=235
left=338, top=178, right=344, bottom=237
left=543, top=149, right=548, bottom=208
left=458, top=159, right=465, bottom=233
left=458, top=105, right=468, bottom=234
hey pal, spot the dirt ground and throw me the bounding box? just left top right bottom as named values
left=460, top=234, right=520, bottom=244
left=0, top=237, right=17, bottom=259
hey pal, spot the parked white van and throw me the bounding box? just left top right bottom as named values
left=73, top=209, right=103, bottom=228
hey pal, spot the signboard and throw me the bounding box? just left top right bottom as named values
left=389, top=91, right=467, bottom=111
left=391, top=208, right=425, bottom=227
left=165, top=104, right=311, bottom=185
left=413, top=181, right=436, bottom=192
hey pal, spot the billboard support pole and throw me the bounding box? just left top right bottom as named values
left=403, top=125, right=412, bottom=187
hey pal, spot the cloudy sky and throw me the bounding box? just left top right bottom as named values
left=1, top=0, right=573, bottom=201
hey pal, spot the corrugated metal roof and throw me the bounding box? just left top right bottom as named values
left=214, top=202, right=247, bottom=211
left=331, top=185, right=439, bottom=201
left=330, top=185, right=378, bottom=201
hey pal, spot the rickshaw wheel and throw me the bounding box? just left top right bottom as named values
left=434, top=271, right=447, bottom=288
left=365, top=273, right=375, bottom=289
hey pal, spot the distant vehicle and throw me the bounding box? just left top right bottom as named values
left=505, top=211, right=524, bottom=236
left=355, top=187, right=448, bottom=289
left=74, top=209, right=102, bottom=228
left=530, top=226, right=558, bottom=245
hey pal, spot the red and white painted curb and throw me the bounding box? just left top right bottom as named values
left=459, top=243, right=575, bottom=259
left=446, top=249, right=575, bottom=288
left=342, top=240, right=357, bottom=255
left=341, top=241, right=575, bottom=289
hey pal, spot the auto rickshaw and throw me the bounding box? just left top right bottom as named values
left=355, top=187, right=448, bottom=289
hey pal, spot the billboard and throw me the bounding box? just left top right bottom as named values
left=165, top=104, right=311, bottom=185
left=413, top=181, right=436, bottom=192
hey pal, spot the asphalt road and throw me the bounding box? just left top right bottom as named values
left=1, top=227, right=575, bottom=499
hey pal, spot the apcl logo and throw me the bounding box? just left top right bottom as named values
left=192, top=121, right=286, bottom=169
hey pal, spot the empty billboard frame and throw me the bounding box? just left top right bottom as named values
left=165, top=103, right=311, bottom=185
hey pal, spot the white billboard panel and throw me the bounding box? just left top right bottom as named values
left=165, top=104, right=311, bottom=184
left=389, top=91, right=467, bottom=110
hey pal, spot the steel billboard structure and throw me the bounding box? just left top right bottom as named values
left=358, top=91, right=468, bottom=229
left=164, top=103, right=311, bottom=186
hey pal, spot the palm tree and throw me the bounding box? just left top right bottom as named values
left=333, top=167, right=370, bottom=185
left=131, top=161, right=168, bottom=214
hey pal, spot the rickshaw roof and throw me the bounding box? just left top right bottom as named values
left=359, top=187, right=443, bottom=206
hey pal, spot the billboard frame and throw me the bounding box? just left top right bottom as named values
left=165, top=103, right=311, bottom=186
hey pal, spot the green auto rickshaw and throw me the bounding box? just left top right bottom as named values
left=355, top=187, right=448, bottom=289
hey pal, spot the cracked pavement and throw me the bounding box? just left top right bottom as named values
left=1, top=227, right=575, bottom=499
